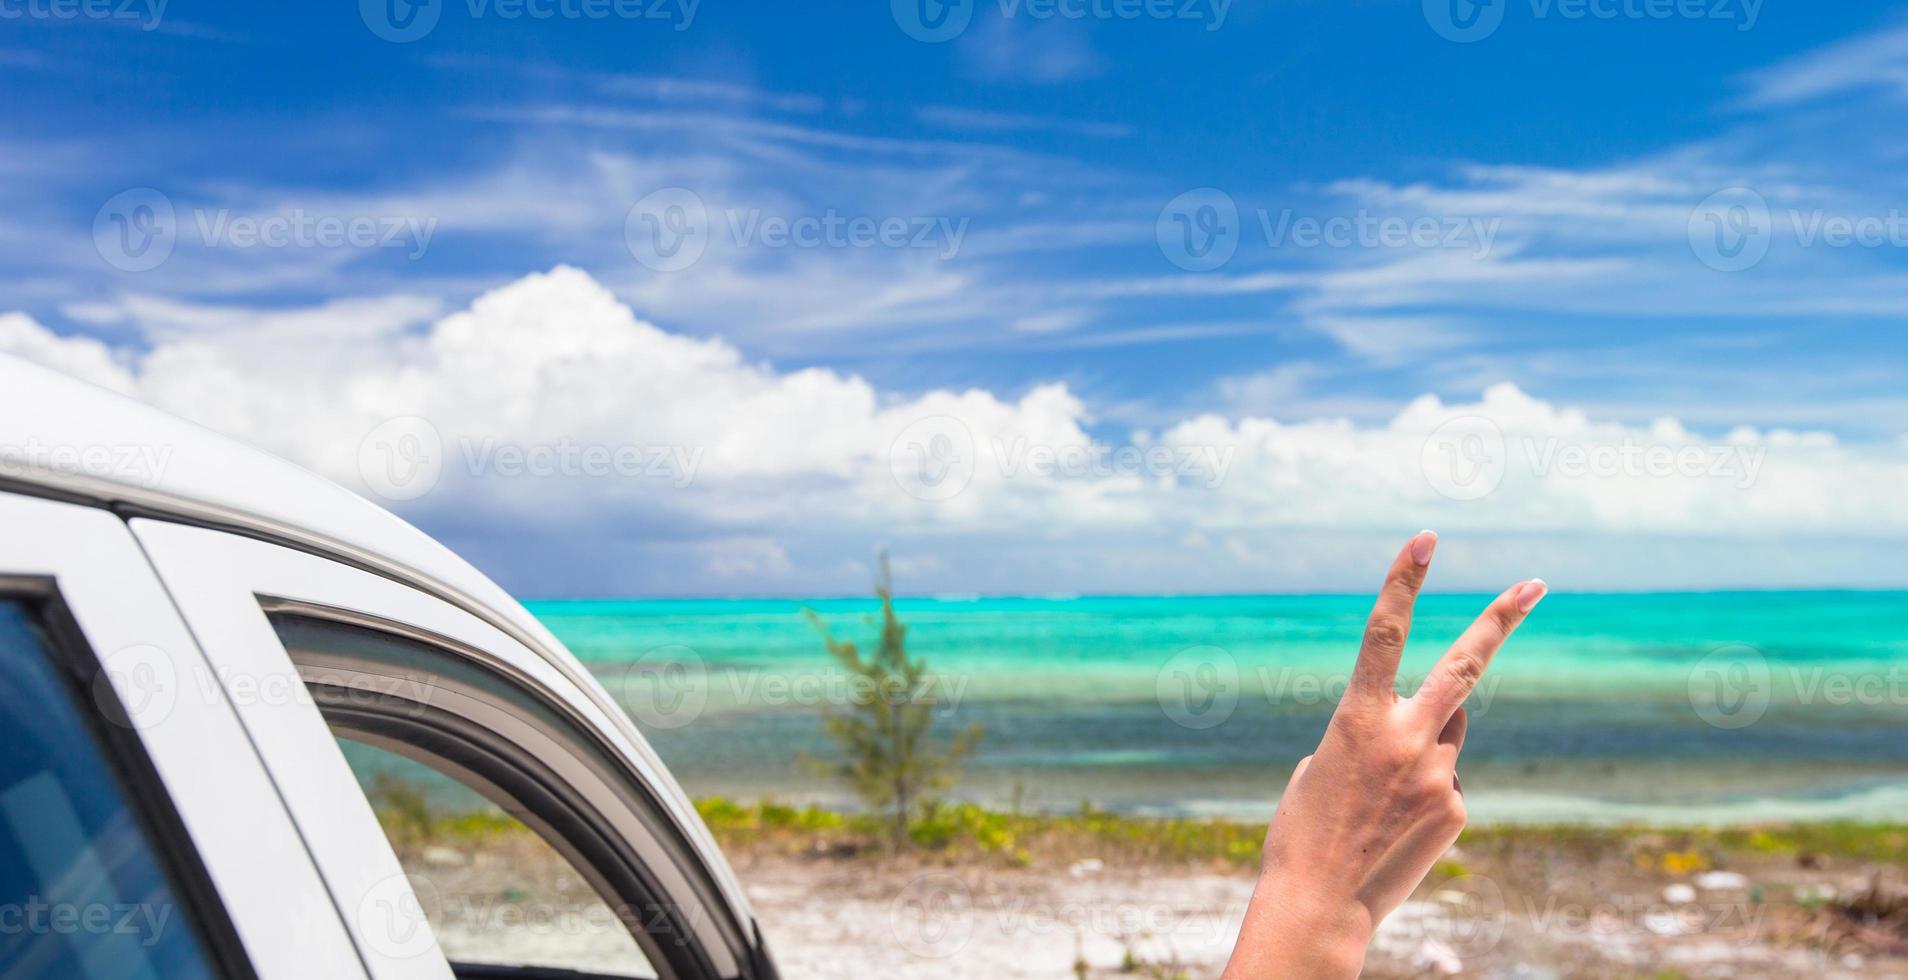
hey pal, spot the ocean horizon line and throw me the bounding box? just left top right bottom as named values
left=522, top=586, right=1908, bottom=604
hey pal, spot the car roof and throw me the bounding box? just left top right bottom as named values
left=0, top=352, right=760, bottom=935
left=7, top=350, right=767, bottom=930
left=0, top=353, right=566, bottom=655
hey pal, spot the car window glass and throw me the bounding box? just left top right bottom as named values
left=0, top=598, right=226, bottom=980
left=335, top=729, right=659, bottom=980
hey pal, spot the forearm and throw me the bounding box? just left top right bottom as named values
left=1221, top=872, right=1373, bottom=980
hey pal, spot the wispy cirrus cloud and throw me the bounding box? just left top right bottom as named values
left=1738, top=20, right=1908, bottom=107
left=915, top=105, right=1132, bottom=139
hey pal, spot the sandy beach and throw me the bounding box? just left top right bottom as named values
left=396, top=805, right=1908, bottom=979
left=738, top=856, right=1897, bottom=979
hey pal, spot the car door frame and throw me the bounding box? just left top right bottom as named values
left=131, top=516, right=764, bottom=980
left=0, top=487, right=369, bottom=980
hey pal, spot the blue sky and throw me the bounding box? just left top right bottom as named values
left=5, top=1, right=1908, bottom=595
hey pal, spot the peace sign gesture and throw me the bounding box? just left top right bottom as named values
left=1223, top=531, right=1546, bottom=979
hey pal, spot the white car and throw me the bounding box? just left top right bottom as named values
left=0, top=355, right=780, bottom=980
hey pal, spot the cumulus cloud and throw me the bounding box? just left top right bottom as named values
left=0, top=313, right=136, bottom=395
left=2, top=266, right=1903, bottom=593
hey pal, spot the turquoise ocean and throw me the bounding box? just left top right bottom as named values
left=529, top=592, right=1908, bottom=825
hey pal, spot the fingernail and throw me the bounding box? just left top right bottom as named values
left=1410, top=529, right=1438, bottom=566
left=1516, top=578, right=1548, bottom=613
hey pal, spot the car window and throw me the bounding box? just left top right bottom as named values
left=269, top=611, right=671, bottom=979
left=335, top=738, right=659, bottom=980
left=0, top=598, right=228, bottom=980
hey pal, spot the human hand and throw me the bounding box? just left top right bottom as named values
left=1221, top=531, right=1546, bottom=979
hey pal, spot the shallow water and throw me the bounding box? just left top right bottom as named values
left=529, top=591, right=1908, bottom=824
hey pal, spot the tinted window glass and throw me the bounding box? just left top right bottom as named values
left=336, top=740, right=659, bottom=979
left=0, top=599, right=223, bottom=980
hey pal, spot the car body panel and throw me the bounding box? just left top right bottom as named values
left=0, top=354, right=768, bottom=977
left=0, top=491, right=370, bottom=979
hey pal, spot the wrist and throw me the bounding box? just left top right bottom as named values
left=1224, top=869, right=1373, bottom=980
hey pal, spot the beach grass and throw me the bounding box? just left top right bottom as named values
left=371, top=788, right=1908, bottom=871
left=683, top=797, right=1908, bottom=872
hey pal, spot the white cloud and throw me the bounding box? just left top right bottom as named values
left=958, top=13, right=1103, bottom=84
left=3, top=267, right=1904, bottom=595
left=915, top=105, right=1132, bottom=139
left=0, top=313, right=135, bottom=394
left=1739, top=22, right=1908, bottom=107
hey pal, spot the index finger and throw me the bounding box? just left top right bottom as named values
left=1414, top=579, right=1547, bottom=719
left=1347, top=530, right=1439, bottom=702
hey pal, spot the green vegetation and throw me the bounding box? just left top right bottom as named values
left=364, top=771, right=520, bottom=850
left=367, top=772, right=1908, bottom=875
left=682, top=797, right=1908, bottom=874
left=692, top=796, right=1267, bottom=868
left=803, top=552, right=983, bottom=849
